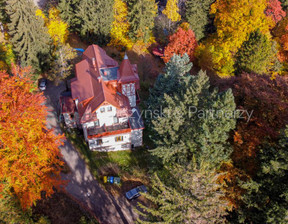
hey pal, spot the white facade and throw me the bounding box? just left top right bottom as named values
left=88, top=132, right=131, bottom=151
left=122, top=83, right=136, bottom=107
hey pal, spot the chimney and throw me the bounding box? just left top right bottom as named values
left=92, top=57, right=97, bottom=68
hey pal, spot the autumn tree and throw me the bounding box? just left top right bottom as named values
left=36, top=8, right=69, bottom=47
left=197, top=0, right=273, bottom=77
left=77, top=0, right=114, bottom=44
left=0, top=67, right=64, bottom=209
left=162, top=0, right=181, bottom=23
left=185, top=0, right=214, bottom=40
left=163, top=27, right=197, bottom=63
left=138, top=163, right=229, bottom=223
left=6, top=0, right=52, bottom=73
left=48, top=44, right=77, bottom=84
left=265, top=0, right=286, bottom=24
left=58, top=0, right=81, bottom=32
left=235, top=29, right=274, bottom=74
left=109, top=0, right=133, bottom=49
left=127, top=0, right=157, bottom=43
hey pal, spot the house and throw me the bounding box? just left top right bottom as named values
left=60, top=45, right=144, bottom=151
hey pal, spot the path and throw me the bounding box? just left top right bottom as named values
left=44, top=81, right=139, bottom=224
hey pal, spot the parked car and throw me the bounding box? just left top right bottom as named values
left=103, top=176, right=121, bottom=184
left=38, top=78, right=47, bottom=91
left=125, top=185, right=147, bottom=200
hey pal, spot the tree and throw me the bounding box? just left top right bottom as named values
left=233, top=128, right=288, bottom=223
left=265, top=0, right=286, bottom=24
left=197, top=0, right=273, bottom=77
left=109, top=0, right=133, bottom=49
left=280, top=0, right=288, bottom=10
left=0, top=67, right=64, bottom=209
left=147, top=53, right=192, bottom=111
left=48, top=44, right=77, bottom=84
left=58, top=0, right=81, bottom=32
left=185, top=0, right=214, bottom=40
left=127, top=0, right=157, bottom=43
left=163, top=27, right=197, bottom=63
left=36, top=8, right=69, bottom=46
left=235, top=29, right=274, bottom=74
left=138, top=163, right=229, bottom=223
left=6, top=0, right=52, bottom=73
left=149, top=57, right=236, bottom=166
left=0, top=185, right=34, bottom=223
left=162, top=0, right=181, bottom=23
left=77, top=0, right=114, bottom=44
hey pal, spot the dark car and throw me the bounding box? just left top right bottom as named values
left=125, top=185, right=147, bottom=200
left=39, top=78, right=47, bottom=91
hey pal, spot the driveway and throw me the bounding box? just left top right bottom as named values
left=44, top=81, right=139, bottom=224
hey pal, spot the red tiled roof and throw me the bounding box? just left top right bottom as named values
left=118, top=54, right=140, bottom=83
left=60, top=96, right=75, bottom=114
left=71, top=45, right=133, bottom=123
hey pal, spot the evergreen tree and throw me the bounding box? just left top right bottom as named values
left=147, top=54, right=192, bottom=111
left=138, top=163, right=229, bottom=223
left=280, top=0, right=288, bottom=10
left=149, top=55, right=236, bottom=166
left=77, top=0, right=114, bottom=44
left=233, top=128, right=288, bottom=223
left=127, top=0, right=157, bottom=43
left=185, top=0, right=214, bottom=40
left=235, top=29, right=274, bottom=74
left=58, top=0, right=81, bottom=32
left=0, top=0, right=8, bottom=24
left=6, top=0, right=51, bottom=72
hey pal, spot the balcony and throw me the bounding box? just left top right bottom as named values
left=87, top=122, right=130, bottom=137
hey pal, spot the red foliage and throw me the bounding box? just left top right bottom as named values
left=0, top=66, right=65, bottom=209
left=217, top=73, right=288, bottom=175
left=163, top=28, right=197, bottom=63
left=265, top=0, right=286, bottom=23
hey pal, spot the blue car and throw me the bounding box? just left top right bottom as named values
left=125, top=185, right=147, bottom=200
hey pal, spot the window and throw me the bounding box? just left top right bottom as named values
left=115, top=136, right=123, bottom=142
left=108, top=106, right=112, bottom=111
left=100, top=107, right=105, bottom=113
left=96, top=139, right=102, bottom=145
left=94, top=120, right=99, bottom=126
left=113, top=116, right=119, bottom=124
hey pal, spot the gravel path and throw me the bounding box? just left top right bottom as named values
left=44, top=81, right=139, bottom=224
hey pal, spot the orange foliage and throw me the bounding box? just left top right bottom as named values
left=0, top=66, right=65, bottom=209
left=163, top=28, right=197, bottom=63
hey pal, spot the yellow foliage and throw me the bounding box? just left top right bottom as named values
left=198, top=0, right=273, bottom=77
left=109, top=0, right=133, bottom=49
left=163, top=0, right=181, bottom=22
left=36, top=8, right=69, bottom=46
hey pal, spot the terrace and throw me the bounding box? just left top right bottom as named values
left=87, top=122, right=130, bottom=136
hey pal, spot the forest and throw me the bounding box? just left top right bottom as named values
left=0, top=0, right=288, bottom=223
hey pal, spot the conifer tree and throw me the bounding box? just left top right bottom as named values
left=235, top=29, right=274, bottom=74
left=77, top=0, right=114, bottom=44
left=109, top=0, right=133, bottom=49
left=147, top=53, right=192, bottom=111
left=138, top=163, right=229, bottom=223
left=58, top=0, right=81, bottom=32
left=162, top=0, right=181, bottom=23
left=127, top=0, right=157, bottom=43
left=234, top=128, right=288, bottom=223
left=6, top=0, right=51, bottom=72
left=185, top=0, right=214, bottom=40
left=149, top=55, right=236, bottom=166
